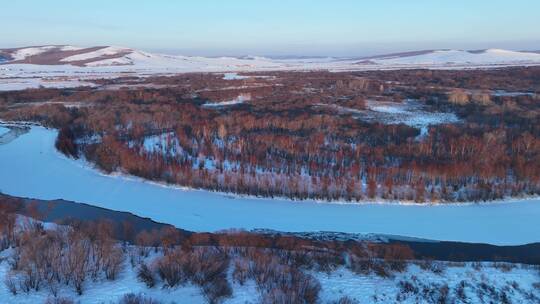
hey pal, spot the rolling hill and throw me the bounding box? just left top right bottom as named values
left=1, top=45, right=540, bottom=71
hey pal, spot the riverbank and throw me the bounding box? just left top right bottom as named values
left=0, top=125, right=539, bottom=245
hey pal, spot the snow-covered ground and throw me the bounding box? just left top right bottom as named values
left=324, top=100, right=460, bottom=136
left=365, top=100, right=460, bottom=135
left=202, top=98, right=245, bottom=108
left=316, top=263, right=540, bottom=303
left=1, top=247, right=538, bottom=304
left=140, top=131, right=182, bottom=157
left=202, top=94, right=251, bottom=107
left=0, top=125, right=539, bottom=245
left=0, top=248, right=247, bottom=304
left=0, top=77, right=96, bottom=91
left=222, top=72, right=250, bottom=80
left=9, top=46, right=57, bottom=61
left=60, top=46, right=131, bottom=62
left=2, top=46, right=540, bottom=91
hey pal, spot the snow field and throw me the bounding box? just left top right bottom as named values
left=3, top=47, right=540, bottom=91
left=60, top=46, right=132, bottom=62
left=378, top=49, right=540, bottom=65
left=10, top=46, right=57, bottom=61
left=0, top=78, right=96, bottom=91
left=1, top=246, right=538, bottom=304
left=316, top=263, right=540, bottom=303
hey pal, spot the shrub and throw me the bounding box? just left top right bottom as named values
left=232, top=259, right=249, bottom=285
left=137, top=263, right=155, bottom=288
left=437, top=284, right=449, bottom=304
left=455, top=280, right=468, bottom=301
left=156, top=247, right=230, bottom=289
left=103, top=244, right=125, bottom=280
left=245, top=253, right=321, bottom=304
left=156, top=249, right=185, bottom=287
left=201, top=279, right=233, bottom=304
left=189, top=247, right=230, bottom=286
left=44, top=297, right=75, bottom=304
left=372, top=260, right=392, bottom=278
left=493, top=262, right=514, bottom=273
left=4, top=273, right=17, bottom=295
left=418, top=260, right=446, bottom=274
left=330, top=296, right=360, bottom=304
left=118, top=293, right=161, bottom=304
left=6, top=221, right=126, bottom=296
left=399, top=280, right=419, bottom=295
left=348, top=256, right=393, bottom=278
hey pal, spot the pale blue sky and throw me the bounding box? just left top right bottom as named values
left=2, top=0, right=539, bottom=56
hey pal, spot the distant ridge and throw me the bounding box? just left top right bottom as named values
left=358, top=50, right=438, bottom=60
left=2, top=45, right=540, bottom=71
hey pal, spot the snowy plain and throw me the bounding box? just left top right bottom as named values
left=0, top=77, right=96, bottom=91
left=0, top=248, right=253, bottom=304
left=3, top=47, right=540, bottom=91
left=315, top=263, right=540, bottom=303
left=0, top=125, right=539, bottom=245
left=1, top=247, right=539, bottom=304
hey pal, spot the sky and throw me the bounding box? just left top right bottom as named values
left=1, top=0, right=539, bottom=57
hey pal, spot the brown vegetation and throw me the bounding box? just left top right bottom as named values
left=1, top=68, right=539, bottom=202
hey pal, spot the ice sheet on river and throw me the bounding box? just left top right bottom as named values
left=0, top=126, right=538, bottom=245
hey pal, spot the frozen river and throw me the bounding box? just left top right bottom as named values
left=0, top=126, right=9, bottom=136
left=1, top=125, right=539, bottom=245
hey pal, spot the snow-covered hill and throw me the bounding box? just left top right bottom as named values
left=2, top=45, right=540, bottom=71
left=371, top=48, right=540, bottom=66
left=2, top=45, right=540, bottom=90
left=0, top=45, right=285, bottom=70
